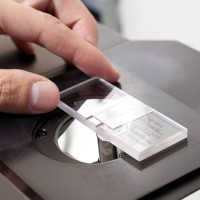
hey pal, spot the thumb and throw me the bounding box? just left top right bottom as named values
left=0, top=69, right=59, bottom=114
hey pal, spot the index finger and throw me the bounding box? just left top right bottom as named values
left=0, top=0, right=120, bottom=82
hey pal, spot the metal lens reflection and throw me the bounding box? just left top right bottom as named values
left=57, top=99, right=120, bottom=164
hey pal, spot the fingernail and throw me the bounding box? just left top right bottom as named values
left=22, top=0, right=37, bottom=6
left=104, top=64, right=120, bottom=82
left=111, top=64, right=120, bottom=76
left=29, top=80, right=59, bottom=112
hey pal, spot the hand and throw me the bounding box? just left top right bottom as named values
left=10, top=0, right=99, bottom=52
left=0, top=0, right=120, bottom=114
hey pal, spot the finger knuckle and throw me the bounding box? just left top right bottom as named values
left=0, top=71, right=21, bottom=107
left=71, top=46, right=82, bottom=63
left=37, top=12, right=63, bottom=45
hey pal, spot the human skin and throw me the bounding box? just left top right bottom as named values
left=0, top=0, right=119, bottom=114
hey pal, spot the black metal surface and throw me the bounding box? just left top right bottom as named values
left=0, top=161, right=43, bottom=200
left=104, top=40, right=200, bottom=112
left=0, top=25, right=199, bottom=200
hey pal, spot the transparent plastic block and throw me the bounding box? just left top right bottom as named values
left=58, top=77, right=188, bottom=161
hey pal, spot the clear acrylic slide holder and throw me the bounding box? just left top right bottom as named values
left=58, top=77, right=188, bottom=161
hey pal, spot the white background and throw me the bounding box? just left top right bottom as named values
left=118, top=0, right=200, bottom=52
